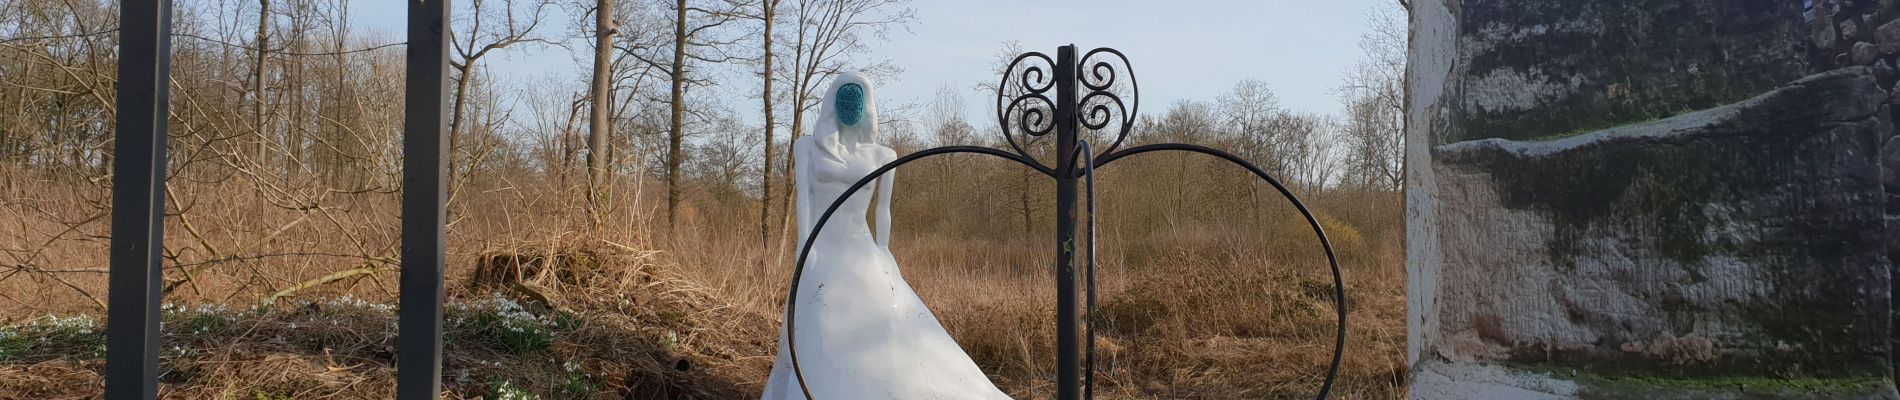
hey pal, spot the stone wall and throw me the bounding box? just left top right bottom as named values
left=1406, top=0, right=1900, bottom=398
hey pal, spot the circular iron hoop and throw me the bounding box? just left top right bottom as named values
left=781, top=142, right=1346, bottom=400
left=1092, top=143, right=1347, bottom=400
left=784, top=146, right=1052, bottom=399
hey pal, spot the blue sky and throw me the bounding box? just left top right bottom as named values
left=348, top=0, right=1394, bottom=128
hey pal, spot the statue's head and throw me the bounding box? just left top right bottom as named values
left=835, top=83, right=866, bottom=127
left=822, top=72, right=878, bottom=144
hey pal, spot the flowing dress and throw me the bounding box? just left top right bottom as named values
left=760, top=136, right=1011, bottom=400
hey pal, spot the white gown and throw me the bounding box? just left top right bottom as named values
left=762, top=72, right=1010, bottom=400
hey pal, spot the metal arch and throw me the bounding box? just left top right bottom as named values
left=1093, top=143, right=1348, bottom=400
left=791, top=45, right=1342, bottom=400
left=785, top=145, right=1051, bottom=399
left=783, top=141, right=1348, bottom=400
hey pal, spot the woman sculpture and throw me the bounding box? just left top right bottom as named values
left=761, top=72, right=1011, bottom=399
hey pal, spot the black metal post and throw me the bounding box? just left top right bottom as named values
left=398, top=0, right=450, bottom=398
left=105, top=1, right=173, bottom=398
left=1053, top=44, right=1082, bottom=400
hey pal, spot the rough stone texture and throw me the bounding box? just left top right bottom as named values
left=1861, top=41, right=1883, bottom=65
left=1408, top=0, right=1900, bottom=398
left=1446, top=0, right=1811, bottom=144
left=1435, top=68, right=1889, bottom=373
left=1877, top=19, right=1900, bottom=54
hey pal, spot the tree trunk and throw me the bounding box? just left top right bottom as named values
left=449, top=64, right=472, bottom=187
left=667, top=0, right=687, bottom=231
left=326, top=0, right=350, bottom=182
left=561, top=98, right=582, bottom=189
left=586, top=0, right=615, bottom=225
left=284, top=0, right=311, bottom=180
left=772, top=28, right=810, bottom=262
left=253, top=0, right=272, bottom=168
left=759, top=0, right=776, bottom=247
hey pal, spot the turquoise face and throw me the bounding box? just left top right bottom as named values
left=835, top=83, right=866, bottom=126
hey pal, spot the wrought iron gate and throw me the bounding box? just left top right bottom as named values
left=784, top=45, right=1347, bottom=400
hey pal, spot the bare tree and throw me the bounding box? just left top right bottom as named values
left=1218, top=79, right=1286, bottom=176
left=1336, top=0, right=1405, bottom=191
left=668, top=0, right=688, bottom=231
left=282, top=0, right=318, bottom=179
left=313, top=0, right=355, bottom=183
left=1340, top=90, right=1401, bottom=190
left=450, top=0, right=557, bottom=182
left=648, top=0, right=751, bottom=231
left=587, top=0, right=617, bottom=224
left=757, top=0, right=781, bottom=247
left=251, top=0, right=273, bottom=168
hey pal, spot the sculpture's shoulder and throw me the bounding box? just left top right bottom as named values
left=792, top=136, right=814, bottom=153
left=872, top=144, right=897, bottom=161
left=791, top=136, right=820, bottom=163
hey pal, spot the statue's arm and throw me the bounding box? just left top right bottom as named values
left=793, top=138, right=814, bottom=246
left=874, top=147, right=896, bottom=249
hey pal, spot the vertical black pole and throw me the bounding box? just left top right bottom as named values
left=105, top=1, right=172, bottom=398
left=1053, top=44, right=1081, bottom=400
left=398, top=0, right=450, bottom=399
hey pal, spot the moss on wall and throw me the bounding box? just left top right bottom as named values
left=1430, top=69, right=1890, bottom=378
left=1444, top=0, right=1809, bottom=144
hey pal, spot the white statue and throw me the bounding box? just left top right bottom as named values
left=762, top=72, right=1012, bottom=399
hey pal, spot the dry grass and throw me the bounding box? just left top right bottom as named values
left=0, top=164, right=1407, bottom=399
left=0, top=250, right=776, bottom=399
left=657, top=200, right=1410, bottom=399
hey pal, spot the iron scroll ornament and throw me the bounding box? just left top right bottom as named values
left=994, top=48, right=1141, bottom=167
left=783, top=46, right=1346, bottom=400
